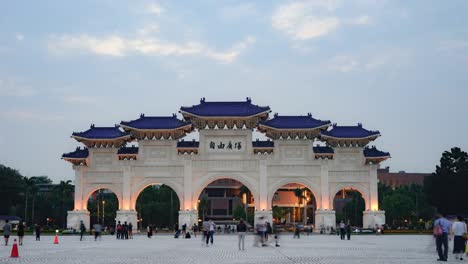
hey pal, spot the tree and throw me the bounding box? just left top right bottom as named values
left=51, top=180, right=74, bottom=228
left=424, top=147, right=468, bottom=214
left=342, top=191, right=365, bottom=226
left=0, top=165, right=24, bottom=215
left=272, top=205, right=285, bottom=223
left=198, top=194, right=209, bottom=222
left=233, top=204, right=246, bottom=220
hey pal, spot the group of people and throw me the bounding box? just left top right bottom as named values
left=116, top=221, right=133, bottom=240
left=338, top=220, right=352, bottom=240
left=3, top=220, right=25, bottom=246
left=433, top=214, right=467, bottom=261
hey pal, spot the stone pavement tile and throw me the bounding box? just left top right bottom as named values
left=0, top=234, right=443, bottom=264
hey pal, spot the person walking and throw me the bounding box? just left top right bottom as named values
left=116, top=221, right=122, bottom=239
left=79, top=220, right=86, bottom=241
left=123, top=221, right=129, bottom=240
left=207, top=219, right=215, bottom=245
left=293, top=224, right=301, bottom=239
left=147, top=224, right=153, bottom=238
left=451, top=216, right=467, bottom=260
left=192, top=223, right=198, bottom=238
left=339, top=220, right=346, bottom=240
left=93, top=223, right=102, bottom=241
left=346, top=220, right=352, bottom=240
left=237, top=219, right=247, bottom=251
left=17, top=222, right=25, bottom=246
left=3, top=220, right=11, bottom=246
left=35, top=224, right=41, bottom=241
left=128, top=222, right=133, bottom=239
left=434, top=214, right=452, bottom=261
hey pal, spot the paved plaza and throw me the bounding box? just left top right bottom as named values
left=0, top=233, right=453, bottom=264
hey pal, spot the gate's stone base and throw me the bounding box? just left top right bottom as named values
left=116, top=210, right=138, bottom=228
left=363, top=210, right=385, bottom=229
left=314, top=210, right=336, bottom=231
left=67, top=210, right=90, bottom=231
left=178, top=210, right=198, bottom=228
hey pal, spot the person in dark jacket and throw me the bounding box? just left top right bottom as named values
left=35, top=224, right=41, bottom=241
left=346, top=220, right=352, bottom=240
left=17, top=222, right=25, bottom=245
left=80, top=220, right=86, bottom=241
left=236, top=219, right=247, bottom=250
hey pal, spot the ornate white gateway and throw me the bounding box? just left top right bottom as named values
left=63, top=98, right=389, bottom=230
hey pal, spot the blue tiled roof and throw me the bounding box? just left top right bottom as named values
left=121, top=114, right=191, bottom=130
left=260, top=113, right=331, bottom=129
left=177, top=140, right=200, bottom=148
left=313, top=146, right=334, bottom=154
left=72, top=125, right=130, bottom=139
left=180, top=97, right=270, bottom=117
left=118, top=145, right=139, bottom=155
left=62, top=147, right=89, bottom=159
left=252, top=140, right=274, bottom=148
left=364, top=146, right=390, bottom=158
left=321, top=124, right=380, bottom=138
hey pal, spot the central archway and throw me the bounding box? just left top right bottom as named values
left=134, top=184, right=181, bottom=231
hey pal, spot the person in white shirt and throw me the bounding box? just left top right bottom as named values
left=451, top=216, right=467, bottom=260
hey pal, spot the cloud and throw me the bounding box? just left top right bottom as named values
left=63, top=95, right=98, bottom=104
left=0, top=78, right=35, bottom=97
left=147, top=3, right=163, bottom=16
left=328, top=55, right=360, bottom=72
left=137, top=24, right=160, bottom=36
left=272, top=0, right=341, bottom=40
left=0, top=110, right=64, bottom=122
left=439, top=40, right=468, bottom=51
left=220, top=3, right=256, bottom=19
left=48, top=33, right=255, bottom=63
left=16, top=33, right=24, bottom=41
left=351, top=15, right=372, bottom=25
left=206, top=36, right=256, bottom=63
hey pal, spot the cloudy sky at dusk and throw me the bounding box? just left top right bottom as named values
left=1, top=0, right=468, bottom=182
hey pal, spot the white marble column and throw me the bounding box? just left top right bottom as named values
left=183, top=159, right=192, bottom=210
left=67, top=166, right=90, bottom=230
left=320, top=164, right=330, bottom=210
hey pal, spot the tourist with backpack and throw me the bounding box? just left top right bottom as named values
left=434, top=214, right=452, bottom=261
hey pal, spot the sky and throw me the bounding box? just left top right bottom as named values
left=1, top=0, right=468, bottom=183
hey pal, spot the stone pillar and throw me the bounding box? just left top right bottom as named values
left=178, top=210, right=198, bottom=228
left=320, top=164, right=330, bottom=210
left=363, top=210, right=385, bottom=229
left=116, top=210, right=138, bottom=228
left=122, top=166, right=131, bottom=210
left=73, top=166, right=84, bottom=210
left=67, top=210, right=90, bottom=231
left=254, top=210, right=273, bottom=227
left=314, top=209, right=336, bottom=232
left=259, top=159, right=268, bottom=210
left=369, top=164, right=379, bottom=210
left=183, top=159, right=192, bottom=210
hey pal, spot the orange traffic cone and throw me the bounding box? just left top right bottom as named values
left=10, top=239, right=19, bottom=258
left=54, top=233, right=59, bottom=244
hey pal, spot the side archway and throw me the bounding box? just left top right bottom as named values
left=329, top=183, right=370, bottom=211
left=83, top=184, right=122, bottom=211
left=130, top=178, right=184, bottom=211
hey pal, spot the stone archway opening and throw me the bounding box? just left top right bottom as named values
left=271, top=183, right=317, bottom=226
left=197, top=178, right=255, bottom=227
left=86, top=189, right=119, bottom=228
left=333, top=188, right=365, bottom=227
left=135, top=184, right=180, bottom=232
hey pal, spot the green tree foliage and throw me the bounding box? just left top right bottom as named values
left=424, top=147, right=468, bottom=214
left=341, top=191, right=365, bottom=227
left=272, top=205, right=285, bottom=221
left=136, top=185, right=180, bottom=229
left=87, top=190, right=119, bottom=227
left=382, top=184, right=435, bottom=227
left=0, top=165, right=24, bottom=215
left=233, top=204, right=246, bottom=220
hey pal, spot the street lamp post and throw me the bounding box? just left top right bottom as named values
left=102, top=200, right=105, bottom=226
